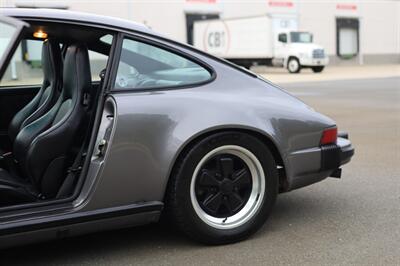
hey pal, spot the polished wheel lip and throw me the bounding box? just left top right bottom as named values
left=190, top=145, right=266, bottom=230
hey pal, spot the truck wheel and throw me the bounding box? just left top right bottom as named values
left=287, top=58, right=301, bottom=73
left=312, top=66, right=324, bottom=73
left=242, top=63, right=252, bottom=70
left=166, top=132, right=278, bottom=245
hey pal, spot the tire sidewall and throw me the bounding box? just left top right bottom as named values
left=287, top=58, right=301, bottom=73
left=171, top=132, right=278, bottom=244
left=312, top=66, right=324, bottom=73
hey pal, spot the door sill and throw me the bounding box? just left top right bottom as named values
left=0, top=201, right=163, bottom=236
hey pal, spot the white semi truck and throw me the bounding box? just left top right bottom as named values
left=193, top=15, right=329, bottom=73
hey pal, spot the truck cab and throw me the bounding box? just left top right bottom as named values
left=275, top=31, right=329, bottom=73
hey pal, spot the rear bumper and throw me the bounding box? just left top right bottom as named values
left=285, top=132, right=354, bottom=191
left=321, top=136, right=354, bottom=171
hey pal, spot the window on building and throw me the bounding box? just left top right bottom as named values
left=114, top=38, right=211, bottom=90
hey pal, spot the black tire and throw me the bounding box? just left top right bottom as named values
left=312, top=66, right=324, bottom=73
left=287, top=57, right=301, bottom=73
left=165, top=132, right=278, bottom=245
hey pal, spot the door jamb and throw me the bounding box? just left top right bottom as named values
left=0, top=30, right=121, bottom=220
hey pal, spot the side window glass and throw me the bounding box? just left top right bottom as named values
left=89, top=50, right=109, bottom=81
left=89, top=34, right=114, bottom=81
left=114, top=38, right=211, bottom=90
left=0, top=39, right=43, bottom=87
left=278, top=33, right=287, bottom=43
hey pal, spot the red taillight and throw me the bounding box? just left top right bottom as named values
left=320, top=127, right=338, bottom=145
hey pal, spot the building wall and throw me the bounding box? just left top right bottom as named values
left=68, top=1, right=189, bottom=42
left=1, top=0, right=399, bottom=65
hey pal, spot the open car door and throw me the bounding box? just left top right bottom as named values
left=0, top=16, right=29, bottom=80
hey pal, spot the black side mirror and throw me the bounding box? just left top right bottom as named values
left=278, top=33, right=287, bottom=43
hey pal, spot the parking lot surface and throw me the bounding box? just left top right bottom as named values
left=257, top=64, right=400, bottom=84
left=1, top=76, right=399, bottom=265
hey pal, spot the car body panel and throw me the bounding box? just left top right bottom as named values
left=0, top=9, right=354, bottom=247
left=87, top=49, right=335, bottom=208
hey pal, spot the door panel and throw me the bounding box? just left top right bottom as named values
left=78, top=97, right=117, bottom=209
left=0, top=86, right=39, bottom=151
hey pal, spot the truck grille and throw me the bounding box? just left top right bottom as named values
left=313, top=49, right=325, bottom=59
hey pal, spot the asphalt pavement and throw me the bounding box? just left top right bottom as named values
left=258, top=64, right=400, bottom=84
left=1, top=77, right=399, bottom=265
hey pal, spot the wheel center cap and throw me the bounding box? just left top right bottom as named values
left=220, top=179, right=233, bottom=194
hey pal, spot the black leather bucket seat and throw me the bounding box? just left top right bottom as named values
left=0, top=44, right=92, bottom=206
left=4, top=39, right=62, bottom=153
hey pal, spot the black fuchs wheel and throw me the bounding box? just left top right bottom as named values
left=166, top=132, right=279, bottom=244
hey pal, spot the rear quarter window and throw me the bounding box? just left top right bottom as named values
left=114, top=38, right=212, bottom=90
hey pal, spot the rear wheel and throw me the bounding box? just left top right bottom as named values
left=166, top=132, right=278, bottom=244
left=287, top=57, right=301, bottom=73
left=312, top=66, right=325, bottom=73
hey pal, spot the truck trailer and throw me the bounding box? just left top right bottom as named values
left=193, top=15, right=329, bottom=73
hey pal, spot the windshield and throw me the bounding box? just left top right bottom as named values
left=290, top=32, right=313, bottom=43
left=0, top=21, right=17, bottom=59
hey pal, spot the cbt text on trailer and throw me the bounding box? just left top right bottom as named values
left=193, top=15, right=329, bottom=73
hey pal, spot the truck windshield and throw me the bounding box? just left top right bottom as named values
left=290, top=32, right=313, bottom=43
left=0, top=21, right=17, bottom=59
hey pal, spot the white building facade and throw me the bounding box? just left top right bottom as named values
left=1, top=0, right=400, bottom=65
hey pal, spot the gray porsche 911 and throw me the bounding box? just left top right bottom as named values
left=0, top=8, right=354, bottom=247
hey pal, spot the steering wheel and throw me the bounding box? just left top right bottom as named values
left=115, top=66, right=157, bottom=89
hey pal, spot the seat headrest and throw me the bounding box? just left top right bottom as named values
left=42, top=38, right=62, bottom=87
left=63, top=44, right=92, bottom=100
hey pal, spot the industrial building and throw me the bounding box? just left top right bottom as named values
left=1, top=0, right=399, bottom=66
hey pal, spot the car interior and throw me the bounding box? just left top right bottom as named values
left=114, top=38, right=211, bottom=90
left=0, top=21, right=114, bottom=209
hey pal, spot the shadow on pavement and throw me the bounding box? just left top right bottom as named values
left=0, top=190, right=340, bottom=265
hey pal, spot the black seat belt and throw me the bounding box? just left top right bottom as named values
left=56, top=143, right=86, bottom=198
left=56, top=70, right=104, bottom=199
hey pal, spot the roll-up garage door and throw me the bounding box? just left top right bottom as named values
left=336, top=18, right=359, bottom=58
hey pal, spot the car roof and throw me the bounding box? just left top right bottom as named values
left=0, top=8, right=156, bottom=35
